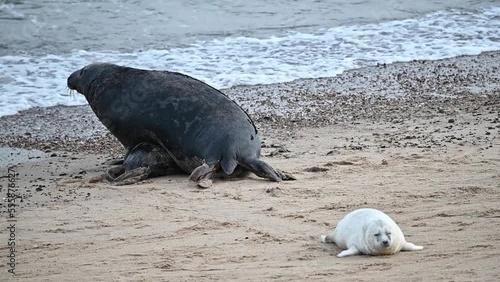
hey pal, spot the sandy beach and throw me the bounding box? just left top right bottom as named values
left=0, top=52, right=499, bottom=281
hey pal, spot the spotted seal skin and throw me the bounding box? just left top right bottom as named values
left=67, top=63, right=294, bottom=187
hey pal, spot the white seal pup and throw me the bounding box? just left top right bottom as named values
left=320, top=208, right=423, bottom=257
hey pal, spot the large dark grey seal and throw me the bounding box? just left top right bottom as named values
left=67, top=63, right=294, bottom=187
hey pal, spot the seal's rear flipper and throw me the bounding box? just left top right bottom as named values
left=275, top=169, right=296, bottom=181
left=241, top=158, right=295, bottom=182
left=401, top=242, right=424, bottom=251
left=189, top=163, right=218, bottom=188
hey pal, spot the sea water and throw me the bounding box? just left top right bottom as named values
left=0, top=0, right=499, bottom=116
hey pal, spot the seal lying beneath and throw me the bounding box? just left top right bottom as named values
left=320, top=208, right=423, bottom=257
left=67, top=63, right=295, bottom=187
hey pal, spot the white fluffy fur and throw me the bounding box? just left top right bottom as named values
left=321, top=208, right=423, bottom=257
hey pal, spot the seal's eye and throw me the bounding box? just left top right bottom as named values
left=374, top=233, right=380, bottom=237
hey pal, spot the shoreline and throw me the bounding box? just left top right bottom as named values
left=0, top=51, right=499, bottom=154
left=0, top=51, right=499, bottom=281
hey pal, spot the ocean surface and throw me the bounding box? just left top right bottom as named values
left=0, top=0, right=499, bottom=117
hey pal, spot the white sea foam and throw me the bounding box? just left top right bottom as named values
left=0, top=3, right=25, bottom=19
left=0, top=6, right=499, bottom=117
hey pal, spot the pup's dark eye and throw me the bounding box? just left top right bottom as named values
left=374, top=233, right=380, bottom=237
left=386, top=232, right=391, bottom=236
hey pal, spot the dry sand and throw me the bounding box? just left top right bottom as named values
left=0, top=52, right=499, bottom=281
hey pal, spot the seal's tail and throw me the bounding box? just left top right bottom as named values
left=321, top=234, right=335, bottom=243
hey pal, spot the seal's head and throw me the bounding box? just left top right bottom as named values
left=364, top=219, right=396, bottom=255
left=67, top=63, right=117, bottom=97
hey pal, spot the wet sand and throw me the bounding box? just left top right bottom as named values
left=0, top=52, right=499, bottom=281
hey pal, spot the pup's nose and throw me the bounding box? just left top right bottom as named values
left=382, top=240, right=389, bottom=246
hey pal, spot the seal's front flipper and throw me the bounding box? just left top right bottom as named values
left=337, top=246, right=361, bottom=258
left=105, top=165, right=149, bottom=185
left=401, top=242, right=424, bottom=252
left=112, top=167, right=149, bottom=186
left=106, top=165, right=125, bottom=181
left=105, top=142, right=180, bottom=185
left=241, top=158, right=295, bottom=182
left=105, top=159, right=124, bottom=166
left=189, top=163, right=217, bottom=188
